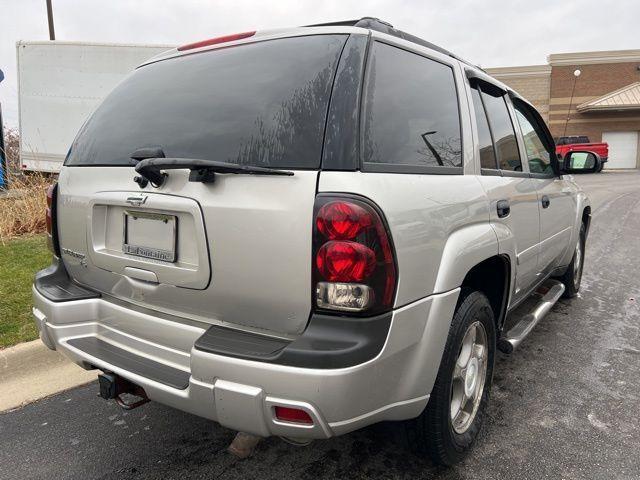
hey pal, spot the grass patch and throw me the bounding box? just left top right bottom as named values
left=0, top=235, right=51, bottom=348
left=0, top=173, right=51, bottom=242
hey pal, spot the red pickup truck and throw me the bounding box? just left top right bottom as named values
left=555, top=136, right=609, bottom=172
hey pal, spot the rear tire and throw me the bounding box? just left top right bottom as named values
left=597, top=163, right=604, bottom=173
left=560, top=223, right=586, bottom=298
left=406, top=290, right=496, bottom=466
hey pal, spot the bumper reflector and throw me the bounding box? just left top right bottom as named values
left=274, top=406, right=313, bottom=425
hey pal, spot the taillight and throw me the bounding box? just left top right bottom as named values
left=46, top=183, right=60, bottom=256
left=177, top=31, right=256, bottom=51
left=313, top=195, right=396, bottom=314
left=316, top=241, right=376, bottom=282
left=316, top=201, right=372, bottom=239
left=45, top=184, right=54, bottom=234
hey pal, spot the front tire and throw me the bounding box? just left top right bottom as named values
left=406, top=290, right=496, bottom=466
left=560, top=223, right=586, bottom=298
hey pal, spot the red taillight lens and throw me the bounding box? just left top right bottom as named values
left=316, top=241, right=376, bottom=282
left=316, top=201, right=372, bottom=240
left=45, top=184, right=55, bottom=235
left=313, top=196, right=397, bottom=314
left=45, top=183, right=60, bottom=256
left=274, top=406, right=313, bottom=425
left=177, top=31, right=256, bottom=51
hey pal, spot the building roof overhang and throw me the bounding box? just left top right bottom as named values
left=548, top=49, right=640, bottom=66
left=577, top=82, right=640, bottom=113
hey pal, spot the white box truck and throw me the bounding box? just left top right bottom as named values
left=17, top=41, right=172, bottom=172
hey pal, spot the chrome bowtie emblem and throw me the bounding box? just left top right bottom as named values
left=126, top=195, right=148, bottom=207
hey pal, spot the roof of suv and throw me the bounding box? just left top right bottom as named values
left=139, top=17, right=520, bottom=108
left=141, top=17, right=482, bottom=71
left=308, top=17, right=474, bottom=65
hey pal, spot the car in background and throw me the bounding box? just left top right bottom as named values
left=556, top=136, right=609, bottom=172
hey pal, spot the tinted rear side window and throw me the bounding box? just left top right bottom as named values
left=66, top=35, right=347, bottom=168
left=470, top=86, right=497, bottom=169
left=362, top=42, right=462, bottom=170
left=481, top=92, right=522, bottom=172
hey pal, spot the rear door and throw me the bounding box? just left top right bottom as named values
left=511, top=98, right=576, bottom=274
left=469, top=81, right=541, bottom=304
left=57, top=33, right=349, bottom=336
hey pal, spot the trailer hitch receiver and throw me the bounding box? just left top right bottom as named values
left=98, top=372, right=150, bottom=410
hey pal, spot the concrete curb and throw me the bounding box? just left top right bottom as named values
left=0, top=340, right=97, bottom=412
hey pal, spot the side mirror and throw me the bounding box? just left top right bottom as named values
left=562, top=151, right=600, bottom=174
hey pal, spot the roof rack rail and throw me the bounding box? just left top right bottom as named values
left=304, top=19, right=362, bottom=28
left=304, top=17, right=482, bottom=71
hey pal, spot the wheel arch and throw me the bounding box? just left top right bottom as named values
left=432, top=223, right=511, bottom=331
left=581, top=205, right=592, bottom=237
left=459, top=255, right=511, bottom=331
left=558, top=193, right=591, bottom=268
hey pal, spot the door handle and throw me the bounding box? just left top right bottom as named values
left=497, top=199, right=510, bottom=218
left=541, top=195, right=550, bottom=209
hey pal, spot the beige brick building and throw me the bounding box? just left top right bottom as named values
left=484, top=65, right=552, bottom=121
left=487, top=49, right=640, bottom=169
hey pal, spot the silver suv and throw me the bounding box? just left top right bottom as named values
left=33, top=18, right=596, bottom=465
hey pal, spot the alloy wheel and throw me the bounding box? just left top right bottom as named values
left=450, top=321, right=489, bottom=434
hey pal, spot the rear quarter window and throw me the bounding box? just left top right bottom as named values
left=362, top=42, right=462, bottom=172
left=65, top=35, right=347, bottom=169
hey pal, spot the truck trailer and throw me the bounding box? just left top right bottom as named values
left=17, top=41, right=172, bottom=172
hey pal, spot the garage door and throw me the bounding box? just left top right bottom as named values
left=602, top=131, right=638, bottom=169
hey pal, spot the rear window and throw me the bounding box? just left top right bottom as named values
left=362, top=42, right=462, bottom=171
left=65, top=35, right=347, bottom=168
left=480, top=91, right=522, bottom=172
left=470, top=86, right=497, bottom=169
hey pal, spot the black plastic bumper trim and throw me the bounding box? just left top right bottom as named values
left=194, top=311, right=392, bottom=369
left=34, top=257, right=100, bottom=302
left=67, top=337, right=190, bottom=390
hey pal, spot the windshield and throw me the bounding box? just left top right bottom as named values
left=65, top=35, right=347, bottom=169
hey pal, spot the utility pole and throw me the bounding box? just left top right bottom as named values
left=562, top=69, right=581, bottom=137
left=0, top=102, right=6, bottom=189
left=46, top=0, right=55, bottom=40
left=0, top=70, right=5, bottom=189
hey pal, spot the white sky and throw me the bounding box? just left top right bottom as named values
left=1, top=0, right=639, bottom=127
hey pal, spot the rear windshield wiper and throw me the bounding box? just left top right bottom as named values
left=131, top=154, right=294, bottom=188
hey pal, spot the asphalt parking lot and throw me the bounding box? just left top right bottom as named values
left=1, top=171, right=639, bottom=480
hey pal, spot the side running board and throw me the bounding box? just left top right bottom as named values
left=498, top=280, right=565, bottom=354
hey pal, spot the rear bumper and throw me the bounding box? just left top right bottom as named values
left=32, top=283, right=459, bottom=439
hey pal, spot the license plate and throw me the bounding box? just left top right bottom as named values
left=123, top=211, right=177, bottom=262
